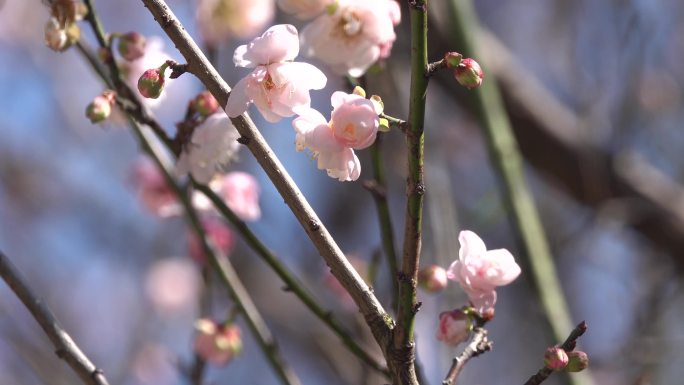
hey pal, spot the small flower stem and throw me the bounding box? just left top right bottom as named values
left=393, top=0, right=429, bottom=383
left=524, top=321, right=588, bottom=385
left=441, top=326, right=492, bottom=385
left=0, top=251, right=111, bottom=385
left=379, top=113, right=408, bottom=132
left=364, top=134, right=400, bottom=312
left=193, top=183, right=390, bottom=377
left=426, top=58, right=447, bottom=77
left=444, top=3, right=593, bottom=385
left=130, top=121, right=301, bottom=385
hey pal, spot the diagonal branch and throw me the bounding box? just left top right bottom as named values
left=442, top=327, right=492, bottom=385
left=139, top=0, right=392, bottom=346
left=0, top=251, right=111, bottom=385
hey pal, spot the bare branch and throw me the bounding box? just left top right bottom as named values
left=0, top=251, right=111, bottom=385
left=442, top=327, right=493, bottom=385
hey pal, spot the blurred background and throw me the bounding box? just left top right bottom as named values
left=1, top=0, right=683, bottom=384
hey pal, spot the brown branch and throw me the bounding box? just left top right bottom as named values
left=0, top=250, right=111, bottom=385
left=524, top=321, right=588, bottom=385
left=138, top=0, right=392, bottom=346
left=441, top=327, right=493, bottom=385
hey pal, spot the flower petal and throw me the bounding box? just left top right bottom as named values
left=458, top=230, right=487, bottom=260
left=225, top=75, right=252, bottom=117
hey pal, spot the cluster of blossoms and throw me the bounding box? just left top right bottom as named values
left=193, top=318, right=243, bottom=365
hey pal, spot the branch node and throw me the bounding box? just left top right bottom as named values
left=237, top=136, right=250, bottom=145
left=308, top=219, right=320, bottom=232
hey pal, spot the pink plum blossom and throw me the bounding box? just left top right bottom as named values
left=196, top=0, right=275, bottom=45
left=276, top=0, right=331, bottom=19
left=225, top=24, right=327, bottom=123
left=446, top=230, right=521, bottom=314
left=293, top=91, right=380, bottom=181
left=129, top=156, right=181, bottom=218
left=194, top=319, right=242, bottom=366
left=192, top=172, right=262, bottom=221
left=176, top=113, right=241, bottom=184
left=187, top=218, right=235, bottom=264
left=300, top=0, right=401, bottom=77
left=145, top=258, right=200, bottom=314
left=436, top=309, right=470, bottom=346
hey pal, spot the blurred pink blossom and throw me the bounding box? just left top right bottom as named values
left=293, top=91, right=380, bottom=181
left=209, top=172, right=262, bottom=221
left=130, top=156, right=181, bottom=218
left=225, top=24, right=327, bottom=122
left=436, top=309, right=470, bottom=346
left=194, top=319, right=242, bottom=366
left=446, top=230, right=521, bottom=314
left=176, top=113, right=241, bottom=184
left=187, top=218, right=235, bottom=264
left=196, top=0, right=275, bottom=45
left=276, top=0, right=331, bottom=20
left=300, top=0, right=400, bottom=77
left=145, top=258, right=201, bottom=314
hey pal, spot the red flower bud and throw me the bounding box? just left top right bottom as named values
left=565, top=351, right=589, bottom=372
left=418, top=265, right=448, bottom=293
left=544, top=347, right=569, bottom=371
left=138, top=68, right=165, bottom=99
left=454, top=58, right=484, bottom=89
left=117, top=32, right=146, bottom=61
left=192, top=91, right=220, bottom=117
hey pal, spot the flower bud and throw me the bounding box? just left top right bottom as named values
left=44, top=17, right=80, bottom=52
left=117, top=32, right=146, bottom=61
left=436, top=309, right=471, bottom=346
left=85, top=91, right=116, bottom=124
left=418, top=265, right=448, bottom=293
left=191, top=91, right=220, bottom=117
left=138, top=68, right=166, bottom=99
left=444, top=52, right=463, bottom=69
left=194, top=319, right=242, bottom=366
left=544, top=347, right=569, bottom=371
left=454, top=58, right=484, bottom=89
left=564, top=351, right=589, bottom=372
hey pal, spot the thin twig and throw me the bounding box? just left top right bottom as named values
left=0, top=251, right=111, bottom=385
left=442, top=327, right=493, bottom=385
left=130, top=120, right=302, bottom=385
left=524, top=321, right=588, bottom=385
left=193, top=183, right=390, bottom=377
left=426, top=59, right=447, bottom=77
left=364, top=134, right=400, bottom=312
left=139, top=0, right=392, bottom=347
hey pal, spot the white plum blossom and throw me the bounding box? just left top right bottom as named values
left=446, top=230, right=521, bottom=314
left=176, top=113, right=241, bottom=184
left=276, top=0, right=331, bottom=20
left=196, top=0, right=275, bottom=45
left=293, top=91, right=380, bottom=181
left=300, top=0, right=401, bottom=77
left=225, top=24, right=327, bottom=122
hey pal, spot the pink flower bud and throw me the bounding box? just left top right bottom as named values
left=192, top=91, right=220, bottom=118
left=454, top=58, right=484, bottom=89
left=444, top=52, right=463, bottom=69
left=544, top=347, right=569, bottom=371
left=117, top=32, right=146, bottom=61
left=194, top=319, right=242, bottom=366
left=418, top=265, right=448, bottom=293
left=45, top=17, right=79, bottom=52
left=565, top=351, right=589, bottom=372
left=138, top=68, right=165, bottom=99
left=85, top=91, right=116, bottom=124
left=187, top=218, right=235, bottom=264
left=436, top=309, right=471, bottom=346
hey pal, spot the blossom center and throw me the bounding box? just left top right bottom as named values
left=341, top=10, right=362, bottom=36
left=263, top=73, right=276, bottom=91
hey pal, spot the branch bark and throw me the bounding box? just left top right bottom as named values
left=138, top=0, right=392, bottom=347
left=0, top=251, right=111, bottom=385
left=442, top=327, right=492, bottom=385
